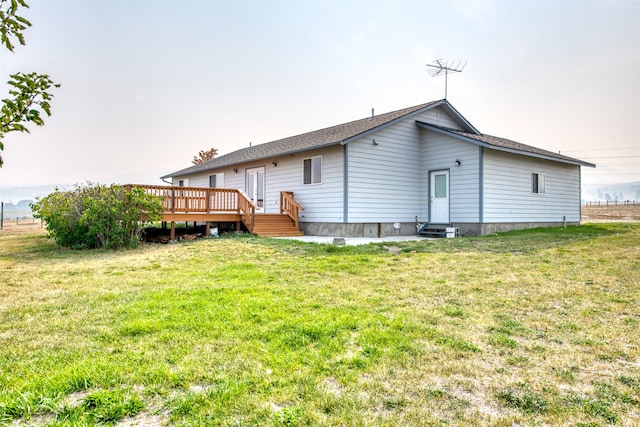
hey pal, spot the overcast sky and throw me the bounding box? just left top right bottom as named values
left=0, top=0, right=639, bottom=201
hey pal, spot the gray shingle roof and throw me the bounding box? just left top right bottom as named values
left=162, top=100, right=445, bottom=179
left=163, top=100, right=595, bottom=179
left=416, top=122, right=596, bottom=167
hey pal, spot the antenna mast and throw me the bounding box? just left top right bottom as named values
left=426, top=59, right=467, bottom=99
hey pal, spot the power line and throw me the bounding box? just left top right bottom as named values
left=586, top=161, right=639, bottom=165
left=586, top=163, right=639, bottom=167
left=563, top=146, right=639, bottom=153
left=576, top=155, right=640, bottom=160
left=583, top=173, right=640, bottom=176
left=584, top=165, right=638, bottom=170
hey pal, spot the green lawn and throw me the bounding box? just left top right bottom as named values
left=0, top=224, right=639, bottom=426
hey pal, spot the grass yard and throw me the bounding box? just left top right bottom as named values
left=0, top=223, right=639, bottom=426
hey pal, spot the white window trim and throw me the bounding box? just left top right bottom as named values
left=303, top=156, right=323, bottom=185
left=532, top=172, right=545, bottom=195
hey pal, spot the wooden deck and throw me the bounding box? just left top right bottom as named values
left=126, top=185, right=304, bottom=239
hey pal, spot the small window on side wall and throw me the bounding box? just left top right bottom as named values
left=303, top=156, right=322, bottom=185
left=532, top=173, right=545, bottom=194
left=209, top=175, right=217, bottom=188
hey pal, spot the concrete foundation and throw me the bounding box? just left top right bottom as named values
left=300, top=222, right=419, bottom=237
left=476, top=221, right=580, bottom=236
left=300, top=221, right=581, bottom=237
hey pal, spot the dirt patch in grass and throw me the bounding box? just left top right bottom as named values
left=116, top=412, right=166, bottom=427
left=0, top=221, right=46, bottom=233
left=582, top=204, right=640, bottom=222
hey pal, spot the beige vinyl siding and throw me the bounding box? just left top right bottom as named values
left=483, top=150, right=581, bottom=222
left=169, top=105, right=470, bottom=223
left=168, top=147, right=343, bottom=219
left=267, top=146, right=344, bottom=221
left=347, top=114, right=422, bottom=222
left=421, top=131, right=481, bottom=222
left=173, top=169, right=238, bottom=189
left=346, top=105, right=473, bottom=222
left=417, top=105, right=467, bottom=130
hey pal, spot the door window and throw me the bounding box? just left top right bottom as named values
left=246, top=167, right=265, bottom=209
left=434, top=174, right=447, bottom=198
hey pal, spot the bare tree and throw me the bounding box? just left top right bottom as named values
left=192, top=148, right=218, bottom=165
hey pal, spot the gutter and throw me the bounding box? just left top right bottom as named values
left=416, top=121, right=596, bottom=168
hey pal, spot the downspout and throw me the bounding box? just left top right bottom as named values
left=578, top=166, right=583, bottom=223
left=343, top=143, right=348, bottom=223
left=479, top=146, right=484, bottom=224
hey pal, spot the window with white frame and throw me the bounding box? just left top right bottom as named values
left=303, top=156, right=322, bottom=185
left=532, top=173, right=545, bottom=194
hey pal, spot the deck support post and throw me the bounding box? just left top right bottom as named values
left=205, top=222, right=210, bottom=237
left=236, top=221, right=241, bottom=232
left=170, top=222, right=176, bottom=241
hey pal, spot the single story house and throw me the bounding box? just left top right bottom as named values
left=161, top=99, right=595, bottom=237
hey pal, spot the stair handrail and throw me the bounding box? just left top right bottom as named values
left=280, top=191, right=305, bottom=228
left=237, top=190, right=258, bottom=233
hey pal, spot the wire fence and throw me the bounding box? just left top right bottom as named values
left=0, top=202, right=43, bottom=230
left=0, top=216, right=43, bottom=228
left=583, top=200, right=637, bottom=207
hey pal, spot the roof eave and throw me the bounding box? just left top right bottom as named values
left=416, top=122, right=596, bottom=168
left=161, top=100, right=481, bottom=180
left=160, top=141, right=344, bottom=179
left=440, top=100, right=481, bottom=135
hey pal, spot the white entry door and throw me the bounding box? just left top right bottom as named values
left=246, top=167, right=265, bottom=212
left=430, top=170, right=450, bottom=223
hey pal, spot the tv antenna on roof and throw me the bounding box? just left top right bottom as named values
left=426, top=59, right=467, bottom=100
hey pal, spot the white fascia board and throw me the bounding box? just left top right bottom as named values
left=417, top=122, right=595, bottom=168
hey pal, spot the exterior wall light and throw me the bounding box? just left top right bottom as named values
left=455, top=159, right=461, bottom=166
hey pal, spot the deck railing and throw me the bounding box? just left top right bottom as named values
left=127, top=184, right=240, bottom=213
left=280, top=191, right=305, bottom=228
left=126, top=184, right=259, bottom=233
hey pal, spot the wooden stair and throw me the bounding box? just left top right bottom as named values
left=251, top=214, right=304, bottom=237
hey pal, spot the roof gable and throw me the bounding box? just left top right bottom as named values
left=162, top=100, right=594, bottom=179
left=416, top=122, right=596, bottom=167
left=163, top=99, right=475, bottom=179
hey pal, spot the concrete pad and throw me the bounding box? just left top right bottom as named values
left=274, top=235, right=431, bottom=246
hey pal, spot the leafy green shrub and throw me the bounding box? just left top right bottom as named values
left=31, top=183, right=162, bottom=249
